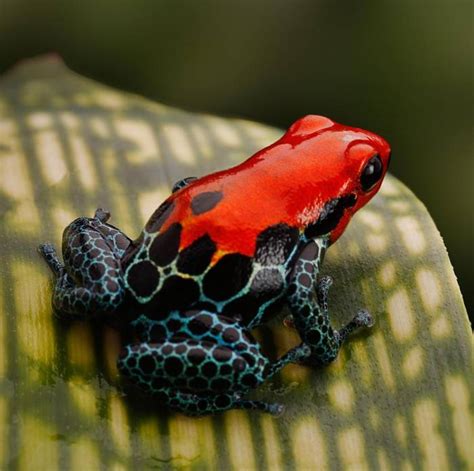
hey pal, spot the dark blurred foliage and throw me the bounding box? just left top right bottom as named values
left=0, top=0, right=472, bottom=318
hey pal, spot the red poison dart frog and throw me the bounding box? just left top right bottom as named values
left=39, top=115, right=391, bottom=415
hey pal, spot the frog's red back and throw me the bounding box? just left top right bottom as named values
left=159, top=115, right=391, bottom=259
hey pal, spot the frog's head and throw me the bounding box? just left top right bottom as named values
left=283, top=115, right=391, bottom=244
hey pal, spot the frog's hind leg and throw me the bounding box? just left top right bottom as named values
left=117, top=338, right=285, bottom=416
left=286, top=239, right=374, bottom=366
left=118, top=310, right=287, bottom=415
left=126, top=387, right=284, bottom=416
left=39, top=210, right=131, bottom=319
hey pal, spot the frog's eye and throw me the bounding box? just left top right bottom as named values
left=360, top=155, right=383, bottom=191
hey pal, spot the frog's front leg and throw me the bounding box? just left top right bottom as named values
left=287, top=239, right=373, bottom=366
left=39, top=209, right=130, bottom=319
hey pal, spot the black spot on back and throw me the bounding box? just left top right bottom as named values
left=221, top=293, right=261, bottom=324
left=190, top=191, right=223, bottom=215
left=150, top=323, right=167, bottom=340
left=177, top=234, right=216, bottom=275
left=220, top=266, right=285, bottom=325
left=126, top=261, right=160, bottom=297
left=146, top=275, right=200, bottom=317
left=255, top=223, right=299, bottom=265
left=305, top=194, right=357, bottom=238
left=149, top=223, right=182, bottom=266
left=203, top=253, right=252, bottom=301
left=145, top=200, right=175, bottom=233
left=250, top=268, right=284, bottom=300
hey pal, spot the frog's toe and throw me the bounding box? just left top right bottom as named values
left=317, top=275, right=333, bottom=289
left=269, top=403, right=285, bottom=416
left=235, top=399, right=285, bottom=415
left=38, top=243, right=63, bottom=275
left=354, top=309, right=374, bottom=328
left=316, top=275, right=333, bottom=307
left=94, top=208, right=111, bottom=222
left=38, top=242, right=56, bottom=255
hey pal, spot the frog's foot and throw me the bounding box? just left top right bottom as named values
left=267, top=343, right=312, bottom=378
left=235, top=400, right=285, bottom=416
left=163, top=390, right=244, bottom=416
left=316, top=276, right=373, bottom=337
left=38, top=243, right=64, bottom=276
left=173, top=391, right=284, bottom=416
left=41, top=215, right=127, bottom=319
left=338, top=309, right=374, bottom=343
left=133, top=388, right=284, bottom=416
left=94, top=208, right=111, bottom=223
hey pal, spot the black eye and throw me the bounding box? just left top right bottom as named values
left=360, top=155, right=383, bottom=191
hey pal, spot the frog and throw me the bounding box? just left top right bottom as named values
left=39, top=115, right=391, bottom=416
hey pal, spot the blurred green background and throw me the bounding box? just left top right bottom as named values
left=0, top=0, right=472, bottom=317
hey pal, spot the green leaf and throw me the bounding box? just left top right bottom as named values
left=0, top=56, right=471, bottom=470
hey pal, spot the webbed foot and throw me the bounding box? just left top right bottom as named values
left=338, top=309, right=374, bottom=343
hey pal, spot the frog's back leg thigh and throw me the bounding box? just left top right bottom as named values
left=118, top=310, right=286, bottom=415
left=39, top=210, right=130, bottom=318
left=286, top=239, right=373, bottom=366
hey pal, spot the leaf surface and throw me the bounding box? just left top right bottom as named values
left=0, top=56, right=471, bottom=470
